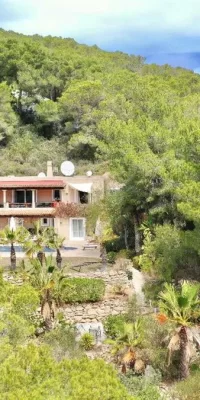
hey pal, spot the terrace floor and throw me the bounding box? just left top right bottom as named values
left=0, top=241, right=101, bottom=270
left=0, top=241, right=100, bottom=258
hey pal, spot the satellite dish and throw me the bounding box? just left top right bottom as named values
left=38, top=172, right=46, bottom=178
left=86, top=171, right=93, bottom=177
left=61, top=161, right=75, bottom=176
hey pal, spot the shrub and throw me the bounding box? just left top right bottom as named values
left=117, top=249, right=135, bottom=259
left=126, top=295, right=139, bottom=322
left=142, top=280, right=164, bottom=307
left=104, top=237, right=125, bottom=252
left=11, top=284, right=40, bottom=320
left=0, top=313, right=35, bottom=346
left=80, top=333, right=94, bottom=350
left=43, top=324, right=79, bottom=360
left=107, top=251, right=117, bottom=264
left=173, top=370, right=200, bottom=400
left=104, top=314, right=126, bottom=339
left=61, top=358, right=135, bottom=400
left=139, top=315, right=175, bottom=379
left=120, top=374, right=162, bottom=400
left=112, top=284, right=126, bottom=296
left=0, top=344, right=135, bottom=400
left=57, top=277, right=105, bottom=303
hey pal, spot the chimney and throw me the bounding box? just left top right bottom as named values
left=47, top=161, right=53, bottom=177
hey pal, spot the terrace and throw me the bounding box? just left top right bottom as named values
left=0, top=179, right=65, bottom=212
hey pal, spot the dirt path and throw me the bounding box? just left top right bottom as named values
left=131, top=267, right=146, bottom=305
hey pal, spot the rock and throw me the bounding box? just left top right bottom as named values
left=144, top=365, right=160, bottom=382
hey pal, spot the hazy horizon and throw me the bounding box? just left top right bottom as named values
left=1, top=0, right=200, bottom=70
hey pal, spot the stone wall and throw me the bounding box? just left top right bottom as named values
left=60, top=297, right=128, bottom=323
left=67, top=269, right=129, bottom=288
left=60, top=269, right=131, bottom=323
left=3, top=269, right=131, bottom=324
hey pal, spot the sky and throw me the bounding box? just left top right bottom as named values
left=1, top=0, right=200, bottom=70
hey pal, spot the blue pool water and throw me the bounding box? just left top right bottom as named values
left=0, top=246, right=77, bottom=253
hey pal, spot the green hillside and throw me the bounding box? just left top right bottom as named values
left=0, top=28, right=199, bottom=176
left=1, top=28, right=200, bottom=281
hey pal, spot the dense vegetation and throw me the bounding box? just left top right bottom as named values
left=1, top=27, right=200, bottom=397
left=1, top=28, right=200, bottom=280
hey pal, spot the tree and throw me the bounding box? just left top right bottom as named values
left=27, top=256, right=64, bottom=330
left=158, top=281, right=200, bottom=379
left=23, top=221, right=48, bottom=264
left=107, top=320, right=144, bottom=373
left=0, top=226, right=29, bottom=270
left=0, top=82, right=18, bottom=144
left=47, top=229, right=65, bottom=269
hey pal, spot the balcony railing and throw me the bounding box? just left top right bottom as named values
left=7, top=202, right=58, bottom=208
left=9, top=203, right=32, bottom=208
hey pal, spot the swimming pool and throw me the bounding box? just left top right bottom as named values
left=0, top=246, right=77, bottom=252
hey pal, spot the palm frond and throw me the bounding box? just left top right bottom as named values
left=159, top=281, right=200, bottom=326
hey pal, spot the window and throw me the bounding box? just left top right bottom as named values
left=41, top=218, right=49, bottom=227
left=79, top=191, right=89, bottom=204
left=53, top=189, right=61, bottom=201
left=70, top=218, right=85, bottom=240
left=15, top=190, right=32, bottom=204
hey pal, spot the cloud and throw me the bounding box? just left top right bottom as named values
left=1, top=0, right=200, bottom=56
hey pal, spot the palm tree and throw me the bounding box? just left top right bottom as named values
left=28, top=256, right=64, bottom=330
left=158, top=281, right=200, bottom=380
left=107, top=319, right=144, bottom=373
left=47, top=232, right=65, bottom=269
left=23, top=221, right=48, bottom=264
left=0, top=226, right=29, bottom=270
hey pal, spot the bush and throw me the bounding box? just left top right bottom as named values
left=126, top=295, right=138, bottom=322
left=104, top=237, right=125, bottom=252
left=11, top=284, right=40, bottom=321
left=117, top=249, right=135, bottom=259
left=43, top=324, right=79, bottom=360
left=80, top=333, right=94, bottom=350
left=57, top=277, right=105, bottom=303
left=104, top=314, right=126, bottom=339
left=143, top=281, right=165, bottom=307
left=0, top=313, right=35, bottom=346
left=139, top=315, right=175, bottom=379
left=107, top=251, right=117, bottom=264
left=173, top=370, right=200, bottom=400
left=0, top=344, right=135, bottom=400
left=120, top=373, right=162, bottom=400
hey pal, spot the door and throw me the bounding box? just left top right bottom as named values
left=15, top=190, right=25, bottom=204
left=70, top=218, right=85, bottom=240
left=26, top=190, right=32, bottom=204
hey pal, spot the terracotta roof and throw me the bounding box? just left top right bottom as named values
left=0, top=208, right=55, bottom=217
left=0, top=180, right=65, bottom=189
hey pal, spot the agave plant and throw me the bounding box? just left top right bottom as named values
left=158, top=281, right=200, bottom=379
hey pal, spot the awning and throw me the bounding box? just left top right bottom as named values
left=68, top=183, right=93, bottom=193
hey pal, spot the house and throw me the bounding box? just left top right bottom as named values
left=0, top=161, right=105, bottom=242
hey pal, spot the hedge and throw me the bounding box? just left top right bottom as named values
left=58, top=277, right=105, bottom=303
